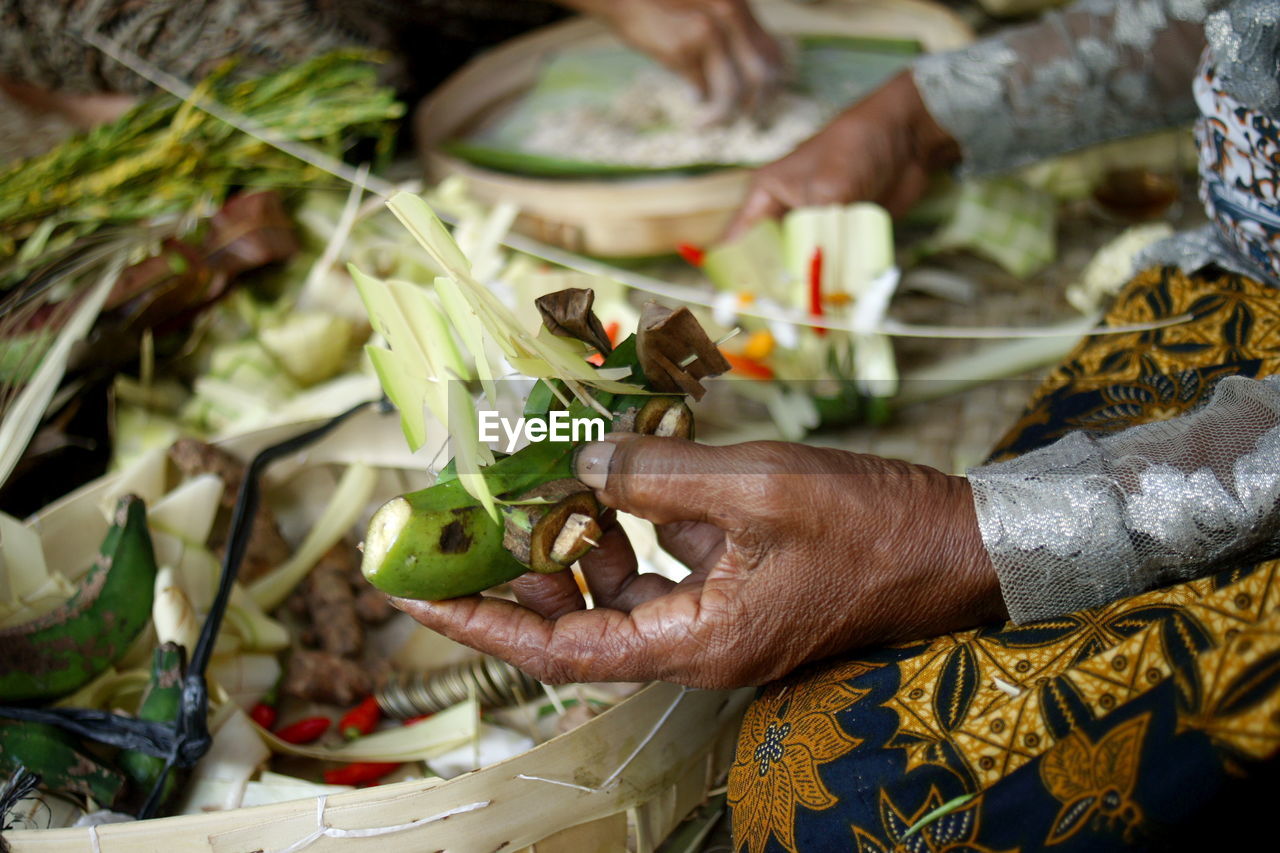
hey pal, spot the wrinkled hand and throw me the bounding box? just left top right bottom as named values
left=567, top=0, right=784, bottom=120
left=392, top=434, right=1005, bottom=689
left=725, top=70, right=959, bottom=238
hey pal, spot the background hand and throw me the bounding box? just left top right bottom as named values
left=567, top=0, right=785, bottom=121
left=393, top=435, right=1005, bottom=689
left=724, top=70, right=959, bottom=238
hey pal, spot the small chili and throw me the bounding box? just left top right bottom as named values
left=676, top=243, right=705, bottom=267
left=808, top=247, right=826, bottom=336
left=275, top=716, right=331, bottom=744
left=323, top=762, right=400, bottom=786
left=249, top=702, right=277, bottom=730
left=723, top=351, right=774, bottom=380
left=339, top=695, right=382, bottom=740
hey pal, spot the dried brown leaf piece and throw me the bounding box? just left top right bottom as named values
left=635, top=302, right=730, bottom=400
left=535, top=288, right=613, bottom=355
left=206, top=191, right=299, bottom=277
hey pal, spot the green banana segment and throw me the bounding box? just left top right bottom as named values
left=119, top=642, right=186, bottom=809
left=0, top=720, right=126, bottom=806
left=0, top=495, right=158, bottom=702
left=362, top=441, right=578, bottom=600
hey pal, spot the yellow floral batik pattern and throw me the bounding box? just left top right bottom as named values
left=729, top=661, right=874, bottom=853
left=731, top=265, right=1280, bottom=851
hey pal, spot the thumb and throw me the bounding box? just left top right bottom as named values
left=574, top=434, right=769, bottom=527
left=722, top=181, right=785, bottom=242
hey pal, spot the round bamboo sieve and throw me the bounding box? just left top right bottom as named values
left=414, top=0, right=973, bottom=259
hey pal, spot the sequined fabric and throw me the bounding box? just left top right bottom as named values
left=973, top=262, right=1280, bottom=623
left=971, top=374, right=1280, bottom=623
left=911, top=0, right=1215, bottom=178
left=912, top=0, right=1280, bottom=285
left=1204, top=0, right=1280, bottom=118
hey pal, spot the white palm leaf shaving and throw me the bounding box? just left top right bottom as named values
left=434, top=276, right=498, bottom=408
left=352, top=269, right=440, bottom=450
left=452, top=201, right=519, bottom=284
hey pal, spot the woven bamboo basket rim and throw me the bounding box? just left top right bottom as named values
left=4, top=409, right=753, bottom=852
left=414, top=0, right=974, bottom=258
left=9, top=683, right=753, bottom=852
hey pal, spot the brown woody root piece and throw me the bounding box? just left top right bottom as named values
left=168, top=438, right=291, bottom=582
left=635, top=302, right=730, bottom=400
left=302, top=543, right=364, bottom=659
left=346, top=554, right=398, bottom=625
left=535, top=287, right=613, bottom=355
left=282, top=649, right=375, bottom=707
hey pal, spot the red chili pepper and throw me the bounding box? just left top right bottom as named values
left=323, top=762, right=400, bottom=786
left=249, top=702, right=277, bottom=730
left=340, top=695, right=382, bottom=740
left=403, top=714, right=433, bottom=726
left=808, top=247, right=826, bottom=337
left=275, top=716, right=331, bottom=744
left=723, top=351, right=775, bottom=380
left=676, top=243, right=705, bottom=267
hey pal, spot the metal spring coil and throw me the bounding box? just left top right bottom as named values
left=375, top=656, right=542, bottom=718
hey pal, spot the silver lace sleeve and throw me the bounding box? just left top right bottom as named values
left=911, top=0, right=1220, bottom=176
left=968, top=375, right=1280, bottom=624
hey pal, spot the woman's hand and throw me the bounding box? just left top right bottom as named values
left=564, top=0, right=785, bottom=120
left=725, top=70, right=959, bottom=238
left=392, top=434, right=1006, bottom=689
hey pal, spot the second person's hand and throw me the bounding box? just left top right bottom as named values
left=724, top=70, right=959, bottom=239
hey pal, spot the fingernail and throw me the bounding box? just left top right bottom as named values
left=575, top=440, right=616, bottom=490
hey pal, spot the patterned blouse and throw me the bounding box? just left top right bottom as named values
left=915, top=0, right=1280, bottom=623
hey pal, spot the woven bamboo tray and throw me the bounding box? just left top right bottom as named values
left=4, top=408, right=753, bottom=852
left=414, top=0, right=973, bottom=259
